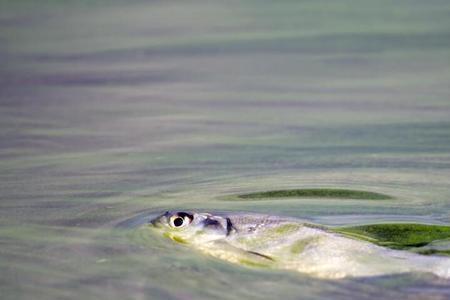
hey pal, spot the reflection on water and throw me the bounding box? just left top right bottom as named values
left=1, top=0, right=450, bottom=299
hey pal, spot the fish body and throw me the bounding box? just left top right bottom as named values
left=150, top=211, right=450, bottom=279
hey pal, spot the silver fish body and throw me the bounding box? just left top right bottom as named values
left=150, top=211, right=450, bottom=279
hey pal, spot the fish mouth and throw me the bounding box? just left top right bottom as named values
left=149, top=219, right=159, bottom=227
left=149, top=216, right=165, bottom=228
left=115, top=211, right=167, bottom=228
left=148, top=211, right=170, bottom=228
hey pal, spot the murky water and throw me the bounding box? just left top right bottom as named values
left=1, top=0, right=450, bottom=299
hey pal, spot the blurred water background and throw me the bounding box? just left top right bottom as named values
left=1, top=1, right=450, bottom=299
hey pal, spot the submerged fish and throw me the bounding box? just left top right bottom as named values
left=149, top=211, right=450, bottom=279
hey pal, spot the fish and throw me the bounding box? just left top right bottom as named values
left=149, top=210, right=450, bottom=279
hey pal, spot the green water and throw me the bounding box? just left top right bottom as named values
left=1, top=0, right=450, bottom=299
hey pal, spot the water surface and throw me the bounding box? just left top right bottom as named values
left=1, top=1, right=450, bottom=299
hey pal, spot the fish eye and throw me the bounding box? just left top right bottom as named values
left=173, top=216, right=184, bottom=227
left=169, top=212, right=192, bottom=228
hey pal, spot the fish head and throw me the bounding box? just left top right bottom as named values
left=149, top=211, right=234, bottom=244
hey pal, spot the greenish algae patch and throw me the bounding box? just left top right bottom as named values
left=235, top=189, right=393, bottom=200
left=267, top=223, right=300, bottom=235
left=236, top=224, right=300, bottom=246
left=290, top=237, right=320, bottom=254
left=334, top=223, right=450, bottom=252
left=163, top=232, right=187, bottom=244
left=238, top=258, right=272, bottom=268
left=236, top=236, right=259, bottom=246
left=415, top=249, right=450, bottom=256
